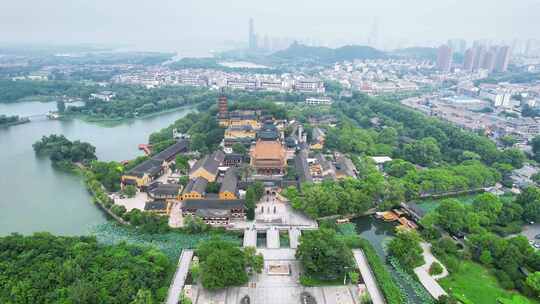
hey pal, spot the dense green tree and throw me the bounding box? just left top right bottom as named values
left=183, top=215, right=208, bottom=234
left=434, top=199, right=470, bottom=234
left=90, top=161, right=123, bottom=191
left=123, top=185, right=137, bottom=198
left=0, top=233, right=171, bottom=304
left=232, top=143, right=247, bottom=155
left=33, top=135, right=97, bottom=165
left=384, top=159, right=416, bottom=178
left=515, top=187, right=540, bottom=222
left=526, top=272, right=540, bottom=296
left=387, top=230, right=424, bottom=269
left=173, top=155, right=189, bottom=173
left=497, top=148, right=526, bottom=169
left=296, top=228, right=354, bottom=280
left=532, top=136, right=540, bottom=162
left=402, top=137, right=442, bottom=167
left=196, top=238, right=252, bottom=290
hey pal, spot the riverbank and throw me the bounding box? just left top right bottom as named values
left=65, top=104, right=197, bottom=124
left=0, top=117, right=30, bottom=128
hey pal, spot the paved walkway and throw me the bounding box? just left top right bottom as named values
left=243, top=226, right=257, bottom=247
left=166, top=249, right=194, bottom=304
left=267, top=227, right=280, bottom=249
left=352, top=249, right=385, bottom=304
left=413, top=242, right=447, bottom=299
left=289, top=228, right=301, bottom=249
left=168, top=201, right=183, bottom=228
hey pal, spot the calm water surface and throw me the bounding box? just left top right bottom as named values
left=0, top=101, right=196, bottom=236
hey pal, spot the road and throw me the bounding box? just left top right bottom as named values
left=413, top=243, right=447, bottom=299
left=352, top=249, right=385, bottom=304
left=166, top=249, right=194, bottom=304
left=266, top=227, right=280, bottom=248
left=243, top=226, right=257, bottom=247
left=289, top=228, right=301, bottom=249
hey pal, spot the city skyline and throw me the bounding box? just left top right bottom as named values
left=1, top=0, right=540, bottom=53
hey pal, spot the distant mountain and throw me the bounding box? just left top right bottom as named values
left=391, top=47, right=438, bottom=61
left=270, top=42, right=387, bottom=64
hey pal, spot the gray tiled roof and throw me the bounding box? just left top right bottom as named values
left=127, top=159, right=163, bottom=177
left=149, top=184, right=181, bottom=196
left=190, top=150, right=225, bottom=176
left=294, top=149, right=312, bottom=183
left=144, top=200, right=168, bottom=211
left=183, top=177, right=208, bottom=195
left=182, top=199, right=245, bottom=210
left=152, top=139, right=189, bottom=162
left=220, top=168, right=238, bottom=194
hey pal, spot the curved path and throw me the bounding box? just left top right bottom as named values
left=413, top=242, right=448, bottom=299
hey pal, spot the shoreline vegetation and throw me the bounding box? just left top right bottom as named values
left=0, top=115, right=30, bottom=127
left=64, top=103, right=197, bottom=124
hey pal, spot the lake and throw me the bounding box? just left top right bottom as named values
left=0, top=101, right=196, bottom=236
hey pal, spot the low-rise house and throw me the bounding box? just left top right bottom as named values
left=314, top=153, right=336, bottom=181
left=310, top=127, right=325, bottom=150
left=181, top=199, right=246, bottom=226
left=148, top=183, right=182, bottom=200
left=371, top=156, right=393, bottom=171
left=182, top=177, right=208, bottom=200
left=144, top=199, right=170, bottom=215
left=305, top=96, right=333, bottom=105
left=219, top=168, right=239, bottom=200
left=152, top=140, right=189, bottom=164
left=189, top=150, right=225, bottom=182
left=224, top=125, right=257, bottom=139
left=122, top=159, right=163, bottom=188
left=335, top=153, right=358, bottom=179
left=223, top=153, right=244, bottom=167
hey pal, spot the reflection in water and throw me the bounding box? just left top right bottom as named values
left=0, top=101, right=196, bottom=236
left=353, top=216, right=423, bottom=303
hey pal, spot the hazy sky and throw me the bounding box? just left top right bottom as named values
left=1, top=0, right=539, bottom=53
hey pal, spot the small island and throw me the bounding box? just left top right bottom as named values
left=0, top=114, right=29, bottom=127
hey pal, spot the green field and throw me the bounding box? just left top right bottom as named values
left=415, top=193, right=516, bottom=214
left=439, top=260, right=539, bottom=304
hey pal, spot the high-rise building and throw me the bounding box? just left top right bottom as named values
left=448, top=39, right=467, bottom=54
left=437, top=44, right=453, bottom=72
left=495, top=46, right=511, bottom=72
left=473, top=46, right=486, bottom=70
left=463, top=48, right=475, bottom=71
left=248, top=18, right=257, bottom=50
left=481, top=48, right=497, bottom=73
left=368, top=18, right=379, bottom=48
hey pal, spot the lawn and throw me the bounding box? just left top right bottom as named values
left=439, top=259, right=539, bottom=304
left=415, top=193, right=516, bottom=214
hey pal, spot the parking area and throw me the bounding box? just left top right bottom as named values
left=521, top=224, right=540, bottom=249
left=114, top=191, right=148, bottom=211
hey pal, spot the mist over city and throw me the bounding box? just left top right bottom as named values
left=1, top=1, right=540, bottom=304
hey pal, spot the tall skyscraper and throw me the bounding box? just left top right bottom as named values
left=473, top=46, right=486, bottom=71
left=448, top=39, right=467, bottom=54
left=368, top=18, right=379, bottom=48
left=463, top=48, right=475, bottom=71
left=437, top=44, right=453, bottom=73
left=481, top=48, right=497, bottom=73
left=248, top=18, right=257, bottom=50
left=495, top=46, right=511, bottom=72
